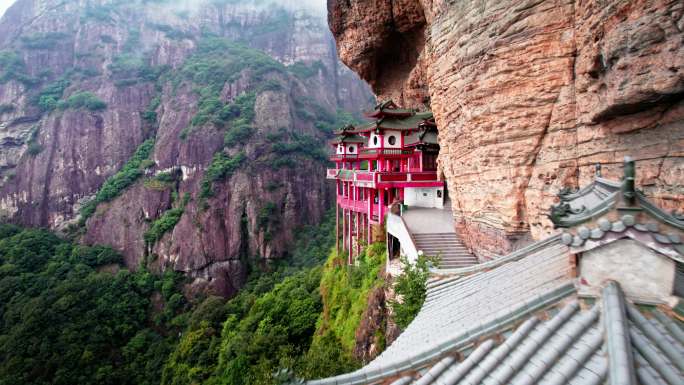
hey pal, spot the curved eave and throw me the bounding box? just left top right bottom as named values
left=636, top=192, right=684, bottom=230
left=552, top=190, right=621, bottom=228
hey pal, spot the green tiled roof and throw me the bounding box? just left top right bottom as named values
left=331, top=134, right=366, bottom=144
left=549, top=158, right=684, bottom=230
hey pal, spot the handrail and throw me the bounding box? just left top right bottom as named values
left=361, top=148, right=414, bottom=156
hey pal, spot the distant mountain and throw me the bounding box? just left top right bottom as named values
left=0, top=0, right=373, bottom=296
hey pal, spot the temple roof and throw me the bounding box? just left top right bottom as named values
left=365, top=100, right=415, bottom=118
left=335, top=101, right=435, bottom=135
left=548, top=160, right=684, bottom=231
left=330, top=134, right=366, bottom=144
left=374, top=282, right=684, bottom=385
left=405, top=126, right=439, bottom=147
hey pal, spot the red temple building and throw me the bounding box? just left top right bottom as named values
left=327, top=101, right=445, bottom=264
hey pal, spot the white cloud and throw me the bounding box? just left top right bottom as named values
left=0, top=0, right=15, bottom=18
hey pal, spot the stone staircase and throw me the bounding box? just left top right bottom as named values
left=413, top=232, right=478, bottom=269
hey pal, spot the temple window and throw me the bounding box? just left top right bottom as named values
left=388, top=135, right=397, bottom=145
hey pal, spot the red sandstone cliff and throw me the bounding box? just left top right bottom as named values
left=328, top=0, right=684, bottom=259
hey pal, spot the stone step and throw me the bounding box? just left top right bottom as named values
left=415, top=240, right=465, bottom=245
left=416, top=244, right=468, bottom=249
left=419, top=249, right=469, bottom=254
left=437, top=255, right=476, bottom=260
left=416, top=234, right=459, bottom=237
left=415, top=241, right=466, bottom=246
left=439, top=261, right=477, bottom=265
left=414, top=236, right=460, bottom=240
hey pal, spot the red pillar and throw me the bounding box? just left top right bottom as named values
left=356, top=211, right=361, bottom=257
left=335, top=203, right=339, bottom=255
left=342, top=208, right=346, bottom=256
left=367, top=213, right=372, bottom=245
left=348, top=210, right=353, bottom=264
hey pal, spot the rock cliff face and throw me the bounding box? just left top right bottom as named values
left=0, top=0, right=372, bottom=296
left=329, top=0, right=684, bottom=259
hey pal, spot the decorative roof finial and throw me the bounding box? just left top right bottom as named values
left=595, top=163, right=602, bottom=177
left=622, top=156, right=635, bottom=204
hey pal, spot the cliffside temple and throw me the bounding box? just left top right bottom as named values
left=328, top=101, right=477, bottom=271
left=318, top=151, right=684, bottom=383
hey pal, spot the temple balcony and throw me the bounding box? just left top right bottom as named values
left=329, top=148, right=415, bottom=162
left=337, top=196, right=383, bottom=224
left=329, top=153, right=359, bottom=161
left=359, top=148, right=414, bottom=158
left=326, top=169, right=442, bottom=188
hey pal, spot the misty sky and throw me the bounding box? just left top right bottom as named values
left=0, top=0, right=14, bottom=18
left=0, top=0, right=327, bottom=18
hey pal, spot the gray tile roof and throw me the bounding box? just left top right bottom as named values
left=306, top=241, right=684, bottom=385
left=364, top=282, right=683, bottom=385
left=306, top=239, right=574, bottom=385
left=560, top=215, right=684, bottom=262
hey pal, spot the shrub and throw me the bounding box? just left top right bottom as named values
left=144, top=207, right=184, bottom=245
left=27, top=142, right=42, bottom=156
left=142, top=96, right=161, bottom=124
left=223, top=122, right=253, bottom=147
left=388, top=255, right=433, bottom=329
left=35, top=79, right=70, bottom=111
left=60, top=91, right=107, bottom=111
left=199, top=152, right=246, bottom=199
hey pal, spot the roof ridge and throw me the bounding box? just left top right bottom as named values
left=602, top=281, right=637, bottom=385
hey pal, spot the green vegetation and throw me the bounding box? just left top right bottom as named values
left=143, top=170, right=177, bottom=191
left=82, top=3, right=118, bottom=24
left=35, top=79, right=70, bottom=111
left=58, top=91, right=107, bottom=111
left=211, top=267, right=322, bottom=384
left=389, top=255, right=433, bottom=329
left=144, top=193, right=189, bottom=245
left=0, top=210, right=384, bottom=385
left=26, top=126, right=42, bottom=157
left=0, top=224, right=188, bottom=385
left=109, top=54, right=167, bottom=87
left=144, top=207, right=184, bottom=245
left=142, top=96, right=161, bottom=125
left=310, top=244, right=386, bottom=358
left=260, top=130, right=328, bottom=169
left=149, top=23, right=192, bottom=40
left=174, top=36, right=282, bottom=139
left=20, top=32, right=70, bottom=50
left=79, top=139, right=155, bottom=224
left=199, top=151, right=246, bottom=200
left=286, top=60, right=326, bottom=79
left=0, top=51, right=37, bottom=85
left=161, top=211, right=340, bottom=385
